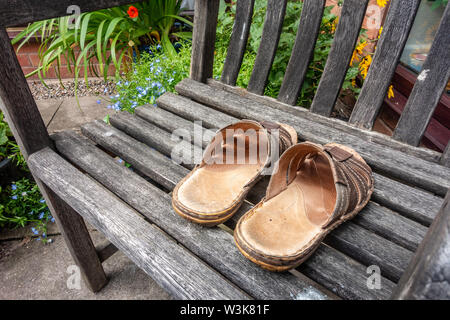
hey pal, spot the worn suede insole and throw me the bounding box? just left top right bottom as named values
left=240, top=155, right=336, bottom=257
left=177, top=163, right=261, bottom=213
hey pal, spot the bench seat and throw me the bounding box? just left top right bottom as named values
left=28, top=79, right=448, bottom=300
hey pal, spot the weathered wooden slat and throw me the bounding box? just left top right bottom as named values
left=348, top=0, right=420, bottom=129
left=392, top=190, right=450, bottom=300
left=221, top=0, right=255, bottom=85
left=208, top=79, right=443, bottom=164
left=81, top=120, right=190, bottom=188
left=247, top=0, right=288, bottom=95
left=70, top=128, right=394, bottom=299
left=190, top=0, right=220, bottom=82
left=157, top=92, right=236, bottom=129
left=156, top=91, right=441, bottom=227
left=0, top=0, right=143, bottom=28
left=372, top=173, right=443, bottom=227
left=97, top=109, right=416, bottom=281
left=0, top=28, right=51, bottom=159
left=277, top=0, right=325, bottom=105
left=323, top=223, right=411, bottom=282
left=392, top=3, right=450, bottom=146
left=176, top=79, right=450, bottom=196
left=108, top=112, right=201, bottom=170
left=28, top=147, right=250, bottom=300
left=135, top=105, right=212, bottom=149
left=309, top=0, right=369, bottom=116
left=298, top=244, right=394, bottom=300
left=53, top=130, right=333, bottom=300
left=442, top=142, right=450, bottom=167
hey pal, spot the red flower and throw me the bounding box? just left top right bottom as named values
left=127, top=6, right=139, bottom=19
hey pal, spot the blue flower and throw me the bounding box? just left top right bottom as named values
left=11, top=184, right=17, bottom=190
left=117, top=158, right=124, bottom=164
left=50, top=217, right=55, bottom=223
left=42, top=233, right=47, bottom=238
left=40, top=199, right=45, bottom=203
left=96, top=100, right=101, bottom=104
left=31, top=227, right=38, bottom=235
left=11, top=195, right=17, bottom=200
left=38, top=212, right=45, bottom=219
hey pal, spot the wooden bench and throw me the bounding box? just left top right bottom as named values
left=0, top=0, right=449, bottom=299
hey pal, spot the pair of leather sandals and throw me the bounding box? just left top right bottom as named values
left=172, top=120, right=373, bottom=271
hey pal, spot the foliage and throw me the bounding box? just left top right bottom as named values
left=0, top=178, right=54, bottom=243
left=109, top=44, right=191, bottom=113
left=215, top=0, right=363, bottom=106
left=0, top=112, right=27, bottom=170
left=12, top=0, right=192, bottom=90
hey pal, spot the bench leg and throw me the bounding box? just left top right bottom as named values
left=38, top=181, right=108, bottom=292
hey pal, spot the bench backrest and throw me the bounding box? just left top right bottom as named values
left=191, top=0, right=450, bottom=165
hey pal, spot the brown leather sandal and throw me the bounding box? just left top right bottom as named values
left=234, top=142, right=374, bottom=271
left=172, top=120, right=297, bottom=227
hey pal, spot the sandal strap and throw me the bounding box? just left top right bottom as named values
left=201, top=120, right=294, bottom=168
left=265, top=142, right=372, bottom=228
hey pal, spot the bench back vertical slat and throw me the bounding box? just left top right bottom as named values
left=442, top=142, right=450, bottom=167
left=348, top=0, right=420, bottom=130
left=309, top=0, right=369, bottom=116
left=392, top=3, right=450, bottom=147
left=247, top=0, right=288, bottom=95
left=221, top=0, right=255, bottom=86
left=277, top=0, right=325, bottom=105
left=0, top=27, right=51, bottom=159
left=190, top=0, right=220, bottom=83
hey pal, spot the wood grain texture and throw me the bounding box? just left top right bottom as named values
left=392, top=190, right=450, bottom=300
left=190, top=0, right=220, bottom=82
left=392, top=3, right=450, bottom=146
left=221, top=0, right=255, bottom=85
left=81, top=120, right=191, bottom=188
left=208, top=79, right=443, bottom=164
left=136, top=105, right=212, bottom=149
left=93, top=106, right=415, bottom=285
left=442, top=142, right=450, bottom=167
left=309, top=0, right=369, bottom=116
left=53, top=130, right=332, bottom=300
left=0, top=0, right=144, bottom=27
left=349, top=0, right=421, bottom=129
left=277, top=0, right=325, bottom=105
left=176, top=79, right=450, bottom=196
left=247, top=0, right=287, bottom=95
left=0, top=28, right=51, bottom=159
left=38, top=182, right=108, bottom=292
left=28, top=147, right=250, bottom=300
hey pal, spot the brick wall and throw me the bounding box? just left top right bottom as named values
left=12, top=39, right=116, bottom=80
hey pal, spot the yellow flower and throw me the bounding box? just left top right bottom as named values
left=378, top=26, right=383, bottom=39
left=356, top=41, right=367, bottom=55
left=331, top=17, right=338, bottom=33
left=359, top=55, right=372, bottom=79
left=377, top=0, right=388, bottom=8
left=388, top=85, right=394, bottom=99
left=352, top=79, right=356, bottom=87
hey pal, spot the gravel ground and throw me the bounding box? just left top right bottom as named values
left=29, top=78, right=117, bottom=100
